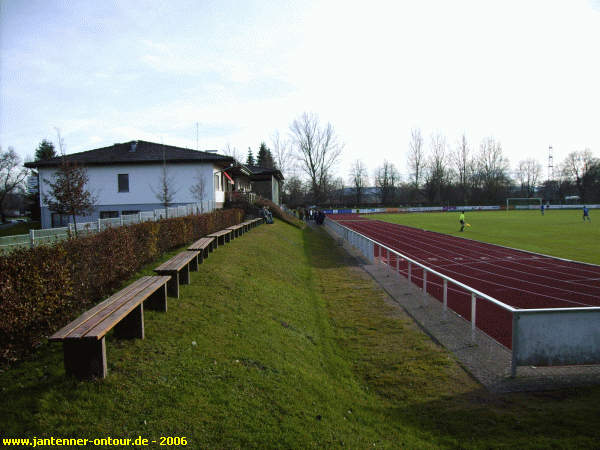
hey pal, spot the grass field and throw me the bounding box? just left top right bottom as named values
left=368, top=209, right=600, bottom=265
left=2, top=220, right=600, bottom=448
left=0, top=221, right=40, bottom=237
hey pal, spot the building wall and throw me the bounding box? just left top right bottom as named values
left=251, top=176, right=281, bottom=205
left=38, top=162, right=220, bottom=228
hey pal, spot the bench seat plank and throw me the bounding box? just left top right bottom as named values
left=154, top=251, right=200, bottom=298
left=207, top=229, right=233, bottom=247
left=154, top=251, right=199, bottom=272
left=50, top=276, right=168, bottom=341
left=70, top=276, right=171, bottom=340
left=188, top=237, right=215, bottom=255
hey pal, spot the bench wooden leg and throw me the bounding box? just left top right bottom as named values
left=218, top=235, right=225, bottom=246
left=64, top=338, right=107, bottom=380
left=114, top=304, right=144, bottom=340
left=226, top=233, right=231, bottom=243
left=167, top=272, right=179, bottom=298
left=190, top=255, right=199, bottom=272
left=181, top=264, right=190, bottom=285
left=213, top=239, right=219, bottom=249
left=198, top=252, right=204, bottom=265
left=203, top=248, right=209, bottom=259
left=146, top=284, right=168, bottom=312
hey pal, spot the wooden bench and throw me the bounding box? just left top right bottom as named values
left=153, top=251, right=201, bottom=298
left=187, top=236, right=215, bottom=260
left=207, top=229, right=233, bottom=248
left=49, top=275, right=171, bottom=380
left=226, top=223, right=245, bottom=239
left=247, top=218, right=263, bottom=228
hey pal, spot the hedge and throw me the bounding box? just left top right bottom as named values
left=0, top=208, right=243, bottom=367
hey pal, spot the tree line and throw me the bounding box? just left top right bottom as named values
left=2, top=117, right=599, bottom=222
left=263, top=122, right=600, bottom=208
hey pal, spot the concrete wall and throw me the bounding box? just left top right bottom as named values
left=513, top=309, right=600, bottom=366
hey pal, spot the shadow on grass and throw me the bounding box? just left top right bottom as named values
left=301, top=225, right=362, bottom=269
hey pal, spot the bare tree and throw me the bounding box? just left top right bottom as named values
left=424, top=133, right=450, bottom=204
left=271, top=130, right=296, bottom=177
left=451, top=134, right=473, bottom=204
left=289, top=112, right=343, bottom=204
left=516, top=158, right=542, bottom=197
left=475, top=137, right=511, bottom=204
left=561, top=150, right=599, bottom=202
left=151, top=145, right=178, bottom=217
left=222, top=143, right=243, bottom=163
left=43, top=130, right=95, bottom=236
left=407, top=128, right=425, bottom=201
left=189, top=170, right=207, bottom=212
left=282, top=174, right=306, bottom=208
left=0, top=147, right=29, bottom=223
left=349, top=159, right=369, bottom=206
left=375, top=160, right=400, bottom=205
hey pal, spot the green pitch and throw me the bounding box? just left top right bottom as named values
left=367, top=209, right=599, bottom=265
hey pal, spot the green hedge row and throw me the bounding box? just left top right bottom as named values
left=0, top=208, right=243, bottom=367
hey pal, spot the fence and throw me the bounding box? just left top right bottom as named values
left=325, top=216, right=600, bottom=376
left=0, top=201, right=215, bottom=253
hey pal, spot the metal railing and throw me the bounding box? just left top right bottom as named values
left=325, top=216, right=600, bottom=376
left=0, top=201, right=215, bottom=253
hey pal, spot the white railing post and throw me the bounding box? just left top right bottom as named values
left=471, top=294, right=477, bottom=340
left=120, top=215, right=123, bottom=227
left=423, top=270, right=427, bottom=304
left=443, top=279, right=448, bottom=314
left=29, top=229, right=35, bottom=248
left=396, top=255, right=400, bottom=272
left=97, top=218, right=101, bottom=232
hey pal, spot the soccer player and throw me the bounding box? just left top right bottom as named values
left=541, top=203, right=545, bottom=215
left=583, top=205, right=591, bottom=222
left=459, top=211, right=465, bottom=232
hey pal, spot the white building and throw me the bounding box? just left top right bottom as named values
left=26, top=140, right=235, bottom=228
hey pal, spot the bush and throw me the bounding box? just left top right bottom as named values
left=0, top=209, right=243, bottom=367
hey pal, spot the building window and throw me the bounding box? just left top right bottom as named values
left=122, top=210, right=139, bottom=216
left=100, top=211, right=119, bottom=219
left=214, top=173, right=221, bottom=192
left=118, top=174, right=129, bottom=192
left=51, top=213, right=69, bottom=228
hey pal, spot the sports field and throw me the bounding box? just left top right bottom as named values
left=330, top=210, right=600, bottom=348
left=370, top=209, right=599, bottom=265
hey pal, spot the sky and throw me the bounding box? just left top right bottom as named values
left=1, top=0, right=599, bottom=182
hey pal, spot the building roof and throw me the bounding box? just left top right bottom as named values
left=25, top=140, right=234, bottom=168
left=244, top=165, right=284, bottom=181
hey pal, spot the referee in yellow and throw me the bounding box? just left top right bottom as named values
left=459, top=211, right=465, bottom=232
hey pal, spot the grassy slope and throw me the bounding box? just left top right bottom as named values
left=371, top=209, right=600, bottom=265
left=1, top=220, right=599, bottom=448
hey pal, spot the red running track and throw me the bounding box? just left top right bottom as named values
left=329, top=214, right=600, bottom=349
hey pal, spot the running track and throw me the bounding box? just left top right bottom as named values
left=329, top=214, right=600, bottom=348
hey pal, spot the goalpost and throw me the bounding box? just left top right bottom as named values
left=506, top=197, right=542, bottom=211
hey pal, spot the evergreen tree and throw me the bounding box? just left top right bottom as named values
left=257, top=142, right=275, bottom=169
left=35, top=139, right=57, bottom=161
left=246, top=147, right=255, bottom=166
